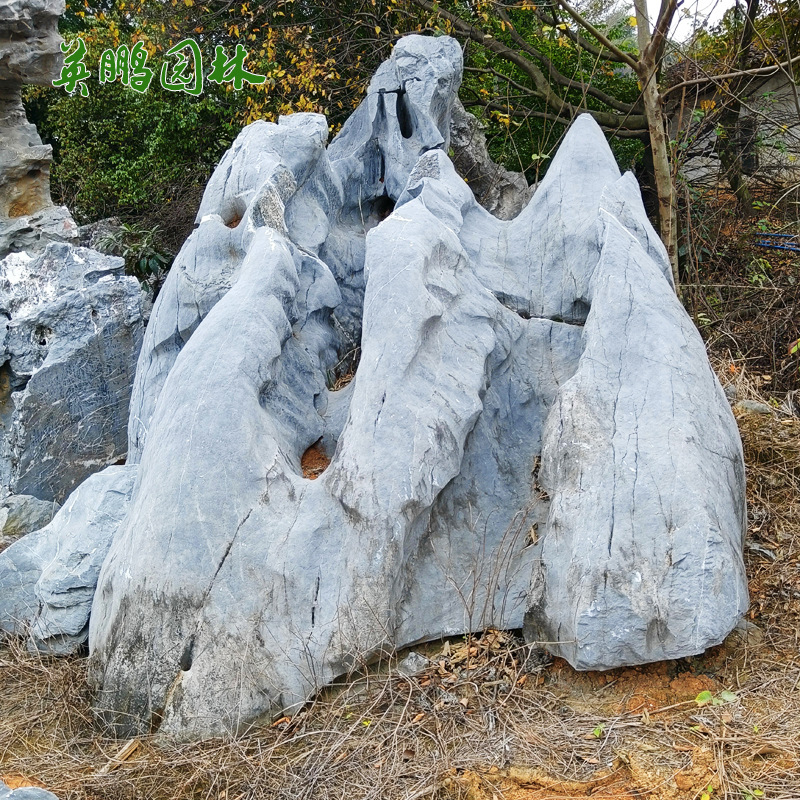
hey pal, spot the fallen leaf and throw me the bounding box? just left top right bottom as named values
left=695, top=690, right=714, bottom=707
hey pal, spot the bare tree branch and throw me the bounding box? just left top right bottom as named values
left=662, top=53, right=800, bottom=97
left=553, top=0, right=639, bottom=70
left=410, top=0, right=647, bottom=128
left=493, top=5, right=637, bottom=113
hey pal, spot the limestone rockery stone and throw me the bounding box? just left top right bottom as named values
left=0, top=244, right=144, bottom=505
left=0, top=0, right=145, bottom=518
left=0, top=34, right=748, bottom=740
left=0, top=0, right=79, bottom=256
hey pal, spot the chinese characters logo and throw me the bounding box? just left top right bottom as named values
left=53, top=37, right=267, bottom=96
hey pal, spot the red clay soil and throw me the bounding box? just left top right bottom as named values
left=301, top=442, right=331, bottom=479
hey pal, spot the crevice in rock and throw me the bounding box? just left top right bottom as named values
left=327, top=344, right=360, bottom=392
left=395, top=88, right=414, bottom=139
left=0, top=361, right=28, bottom=435
left=301, top=440, right=330, bottom=480
left=371, top=195, right=395, bottom=221
left=311, top=575, right=320, bottom=627
left=490, top=292, right=587, bottom=327
left=179, top=635, right=196, bottom=671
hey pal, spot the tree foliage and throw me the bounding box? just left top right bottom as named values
left=25, top=0, right=384, bottom=249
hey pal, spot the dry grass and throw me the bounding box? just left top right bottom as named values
left=2, top=366, right=800, bottom=800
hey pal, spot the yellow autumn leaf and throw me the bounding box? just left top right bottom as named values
left=628, top=16, right=637, bottom=26
left=375, top=25, right=381, bottom=35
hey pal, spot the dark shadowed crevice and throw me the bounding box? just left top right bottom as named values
left=372, top=195, right=395, bottom=221
left=490, top=292, right=587, bottom=327
left=395, top=89, right=414, bottom=139
left=327, top=344, right=360, bottom=392
left=179, top=635, right=196, bottom=671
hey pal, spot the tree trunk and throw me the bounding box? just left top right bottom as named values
left=634, top=0, right=680, bottom=293
left=716, top=0, right=760, bottom=215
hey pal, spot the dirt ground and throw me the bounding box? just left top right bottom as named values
left=1, top=371, right=799, bottom=800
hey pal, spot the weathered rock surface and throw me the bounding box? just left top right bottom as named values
left=0, top=34, right=746, bottom=738
left=0, top=243, right=145, bottom=502
left=0, top=779, right=60, bottom=800
left=63, top=34, right=749, bottom=740
left=0, top=493, right=59, bottom=549
left=0, top=465, right=135, bottom=653
left=0, top=0, right=142, bottom=506
left=0, top=0, right=77, bottom=257
left=449, top=99, right=533, bottom=219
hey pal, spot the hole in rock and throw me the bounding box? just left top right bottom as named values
left=179, top=637, right=195, bottom=671
left=372, top=195, right=395, bottom=222
left=396, top=89, right=414, bottom=139
left=221, top=198, right=247, bottom=229
left=327, top=345, right=360, bottom=392
left=33, top=326, right=52, bottom=348
left=571, top=298, right=590, bottom=321
left=301, top=441, right=331, bottom=480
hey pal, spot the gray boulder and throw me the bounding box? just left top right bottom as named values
left=523, top=198, right=747, bottom=668
left=0, top=464, right=135, bottom=652
left=0, top=779, right=60, bottom=800
left=0, top=242, right=144, bottom=503
left=0, top=0, right=142, bottom=506
left=0, top=494, right=59, bottom=549
left=77, top=35, right=746, bottom=739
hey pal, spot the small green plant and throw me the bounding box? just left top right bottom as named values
left=695, top=689, right=738, bottom=707
left=696, top=312, right=712, bottom=328
left=747, top=256, right=772, bottom=287
left=97, top=222, right=173, bottom=290
left=592, top=723, right=605, bottom=738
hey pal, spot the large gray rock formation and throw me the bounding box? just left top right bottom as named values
left=0, top=244, right=144, bottom=503
left=0, top=0, right=78, bottom=257
left=0, top=34, right=748, bottom=740
left=0, top=465, right=135, bottom=652
left=0, top=0, right=144, bottom=510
